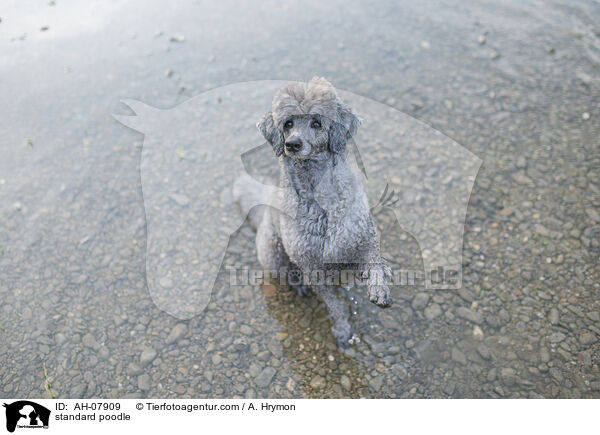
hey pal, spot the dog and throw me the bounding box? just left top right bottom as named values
left=233, top=77, right=392, bottom=347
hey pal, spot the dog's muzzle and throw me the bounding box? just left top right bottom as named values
left=284, top=138, right=303, bottom=153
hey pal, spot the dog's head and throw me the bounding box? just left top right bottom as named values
left=257, top=77, right=361, bottom=159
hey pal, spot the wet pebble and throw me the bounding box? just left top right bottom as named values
left=257, top=351, right=270, bottom=362
left=579, top=332, right=597, bottom=345
left=169, top=193, right=190, bottom=206
left=456, top=306, right=483, bottom=324
left=170, top=33, right=185, bottom=42
left=581, top=351, right=592, bottom=367
left=286, top=378, right=296, bottom=391
left=138, top=374, right=151, bottom=391
left=254, top=367, right=276, bottom=388
left=54, top=333, right=67, bottom=345
left=70, top=383, right=87, bottom=398
left=340, top=375, right=351, bottom=390
left=140, top=347, right=157, bottom=367
left=549, top=308, right=560, bottom=325
left=412, top=292, right=429, bottom=310
left=549, top=367, right=563, bottom=384
left=82, top=333, right=99, bottom=350
left=310, top=375, right=326, bottom=389
left=451, top=347, right=467, bottom=365
left=98, top=346, right=110, bottom=360
left=127, top=362, right=143, bottom=376
left=444, top=381, right=456, bottom=395
left=158, top=277, right=173, bottom=289
left=166, top=324, right=187, bottom=344
left=500, top=368, right=517, bottom=386
left=473, top=325, right=484, bottom=340
left=369, top=376, right=383, bottom=391
left=477, top=344, right=491, bottom=360
left=587, top=312, right=600, bottom=322
left=424, top=303, right=442, bottom=320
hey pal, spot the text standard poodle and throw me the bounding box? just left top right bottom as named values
left=234, top=77, right=392, bottom=348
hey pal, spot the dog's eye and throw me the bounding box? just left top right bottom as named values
left=284, top=120, right=294, bottom=129
left=311, top=119, right=321, bottom=128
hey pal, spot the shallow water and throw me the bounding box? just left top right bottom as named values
left=0, top=0, right=599, bottom=398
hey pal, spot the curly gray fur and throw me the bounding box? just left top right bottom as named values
left=234, top=77, right=392, bottom=348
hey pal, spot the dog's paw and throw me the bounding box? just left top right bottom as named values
left=336, top=337, right=350, bottom=349
left=331, top=326, right=352, bottom=349
left=368, top=284, right=392, bottom=308
left=290, top=284, right=310, bottom=298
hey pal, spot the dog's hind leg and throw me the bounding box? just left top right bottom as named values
left=256, top=209, right=309, bottom=297
left=317, top=285, right=352, bottom=348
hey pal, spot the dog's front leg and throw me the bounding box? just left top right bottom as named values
left=363, top=260, right=393, bottom=308
left=256, top=219, right=309, bottom=297
left=317, top=285, right=352, bottom=348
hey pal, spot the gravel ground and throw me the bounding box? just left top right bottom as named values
left=0, top=0, right=599, bottom=398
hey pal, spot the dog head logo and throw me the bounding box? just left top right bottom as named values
left=114, top=79, right=481, bottom=319
left=3, top=401, right=50, bottom=432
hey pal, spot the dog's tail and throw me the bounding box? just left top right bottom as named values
left=233, top=173, right=274, bottom=230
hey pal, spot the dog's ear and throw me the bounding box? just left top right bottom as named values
left=257, top=111, right=284, bottom=157
left=328, top=121, right=349, bottom=154
left=329, top=106, right=361, bottom=153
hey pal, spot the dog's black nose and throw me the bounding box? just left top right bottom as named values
left=285, top=138, right=302, bottom=152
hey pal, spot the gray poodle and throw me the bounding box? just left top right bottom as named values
left=234, top=77, right=392, bottom=348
